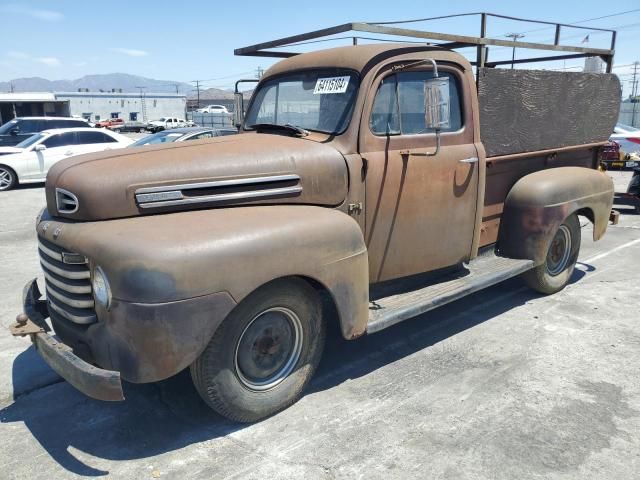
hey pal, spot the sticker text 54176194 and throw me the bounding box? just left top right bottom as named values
left=313, top=76, right=350, bottom=95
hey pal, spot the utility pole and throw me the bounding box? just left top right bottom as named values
left=505, top=33, right=525, bottom=69
left=255, top=67, right=264, bottom=79
left=192, top=80, right=201, bottom=109
left=631, top=61, right=639, bottom=127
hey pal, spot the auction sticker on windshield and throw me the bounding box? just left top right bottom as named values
left=314, top=76, right=350, bottom=94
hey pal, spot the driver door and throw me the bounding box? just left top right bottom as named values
left=361, top=63, right=479, bottom=283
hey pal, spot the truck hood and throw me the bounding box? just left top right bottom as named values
left=45, top=133, right=349, bottom=221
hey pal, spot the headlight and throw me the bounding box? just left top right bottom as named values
left=92, top=266, right=112, bottom=309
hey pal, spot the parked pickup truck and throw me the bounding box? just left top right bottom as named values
left=146, top=117, right=190, bottom=133
left=11, top=16, right=621, bottom=423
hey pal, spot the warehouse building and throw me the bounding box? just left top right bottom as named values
left=0, top=91, right=186, bottom=125
left=56, top=91, right=187, bottom=123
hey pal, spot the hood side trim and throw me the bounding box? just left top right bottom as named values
left=136, top=174, right=303, bottom=209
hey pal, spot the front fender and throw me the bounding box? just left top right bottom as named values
left=498, top=167, right=614, bottom=264
left=47, top=205, right=370, bottom=340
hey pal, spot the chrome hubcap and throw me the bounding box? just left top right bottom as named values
left=234, top=307, right=303, bottom=391
left=546, top=225, right=572, bottom=276
left=0, top=168, right=12, bottom=190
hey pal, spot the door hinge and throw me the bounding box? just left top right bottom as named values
left=348, top=202, right=363, bottom=215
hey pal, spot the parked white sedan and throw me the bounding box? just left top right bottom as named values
left=0, top=128, right=132, bottom=191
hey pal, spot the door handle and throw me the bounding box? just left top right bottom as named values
left=459, top=157, right=479, bottom=164
left=64, top=151, right=73, bottom=156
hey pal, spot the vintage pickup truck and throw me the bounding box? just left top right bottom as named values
left=11, top=15, right=621, bottom=422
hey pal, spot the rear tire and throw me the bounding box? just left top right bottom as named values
left=0, top=165, right=17, bottom=191
left=522, top=213, right=581, bottom=294
left=191, top=278, right=326, bottom=422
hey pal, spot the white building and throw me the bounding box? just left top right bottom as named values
left=55, top=91, right=186, bottom=123
left=0, top=91, right=187, bottom=125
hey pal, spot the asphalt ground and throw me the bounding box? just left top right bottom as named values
left=0, top=171, right=638, bottom=479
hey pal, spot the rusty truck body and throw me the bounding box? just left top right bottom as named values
left=10, top=14, right=621, bottom=422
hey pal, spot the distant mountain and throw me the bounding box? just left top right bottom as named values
left=195, top=87, right=235, bottom=100
left=192, top=87, right=253, bottom=101
left=0, top=73, right=193, bottom=94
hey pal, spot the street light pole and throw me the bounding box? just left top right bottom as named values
left=505, top=33, right=525, bottom=69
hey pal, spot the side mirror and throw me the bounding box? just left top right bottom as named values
left=34, top=144, right=46, bottom=152
left=10, top=128, right=19, bottom=136
left=424, top=76, right=451, bottom=130
left=233, top=92, right=244, bottom=128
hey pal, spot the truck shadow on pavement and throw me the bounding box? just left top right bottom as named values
left=0, top=271, right=588, bottom=476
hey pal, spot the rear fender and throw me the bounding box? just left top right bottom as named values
left=498, top=167, right=614, bottom=264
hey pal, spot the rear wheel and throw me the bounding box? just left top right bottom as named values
left=522, top=213, right=581, bottom=294
left=191, top=278, right=325, bottom=422
left=0, top=165, right=17, bottom=191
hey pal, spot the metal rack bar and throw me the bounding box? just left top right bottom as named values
left=234, top=13, right=616, bottom=68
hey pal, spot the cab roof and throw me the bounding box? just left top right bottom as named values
left=263, top=43, right=466, bottom=79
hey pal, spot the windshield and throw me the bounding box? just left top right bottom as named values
left=245, top=69, right=359, bottom=135
left=16, top=133, right=46, bottom=149
left=0, top=120, right=19, bottom=135
left=130, top=131, right=184, bottom=146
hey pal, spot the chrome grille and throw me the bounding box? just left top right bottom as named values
left=38, top=237, right=96, bottom=325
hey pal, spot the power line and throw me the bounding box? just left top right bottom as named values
left=496, top=8, right=640, bottom=36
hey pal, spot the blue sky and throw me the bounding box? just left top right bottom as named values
left=1, top=1, right=639, bottom=95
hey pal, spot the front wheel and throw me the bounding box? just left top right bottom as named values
left=191, top=278, right=326, bottom=422
left=522, top=213, right=581, bottom=294
left=0, top=165, right=17, bottom=191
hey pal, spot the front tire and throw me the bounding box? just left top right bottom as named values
left=0, top=165, right=17, bottom=191
left=191, top=278, right=326, bottom=422
left=522, top=213, right=581, bottom=294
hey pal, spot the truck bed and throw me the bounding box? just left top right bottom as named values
left=478, top=68, right=620, bottom=158
left=477, top=68, right=620, bottom=247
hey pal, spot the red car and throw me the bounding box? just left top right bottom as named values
left=598, top=140, right=622, bottom=168
left=95, top=118, right=124, bottom=128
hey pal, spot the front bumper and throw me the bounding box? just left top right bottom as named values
left=10, top=279, right=124, bottom=402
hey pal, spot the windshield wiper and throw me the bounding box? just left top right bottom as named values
left=252, top=123, right=309, bottom=137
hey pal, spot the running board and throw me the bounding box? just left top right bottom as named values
left=367, top=253, right=535, bottom=334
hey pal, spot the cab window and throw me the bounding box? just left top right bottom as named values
left=77, top=131, right=117, bottom=144
left=188, top=132, right=215, bottom=140
left=370, top=70, right=462, bottom=136
left=15, top=119, right=43, bottom=133
left=43, top=132, right=77, bottom=148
